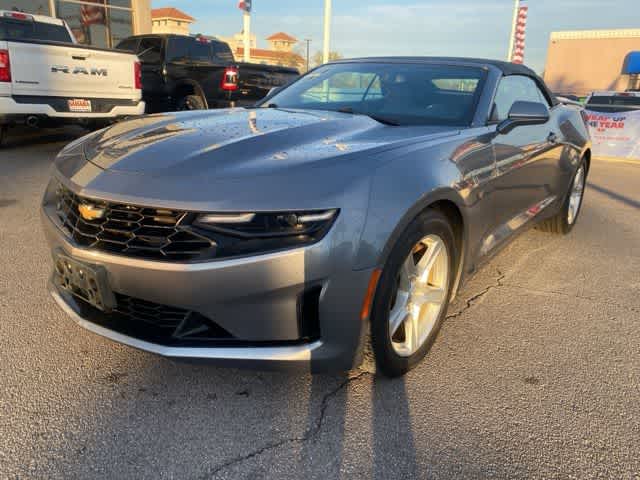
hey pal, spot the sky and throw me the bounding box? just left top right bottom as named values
left=154, top=0, right=640, bottom=73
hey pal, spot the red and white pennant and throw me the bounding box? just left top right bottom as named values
left=511, top=4, right=528, bottom=64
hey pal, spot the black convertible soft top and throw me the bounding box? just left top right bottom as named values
left=334, top=56, right=558, bottom=105
left=340, top=56, right=533, bottom=75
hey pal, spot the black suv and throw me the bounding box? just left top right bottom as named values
left=116, top=34, right=300, bottom=113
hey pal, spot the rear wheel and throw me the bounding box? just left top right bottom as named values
left=371, top=209, right=457, bottom=377
left=176, top=94, right=206, bottom=111
left=537, top=161, right=587, bottom=234
left=86, top=120, right=110, bottom=131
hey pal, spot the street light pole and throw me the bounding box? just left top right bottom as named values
left=243, top=10, right=251, bottom=63
left=507, top=0, right=519, bottom=62
left=322, top=0, right=331, bottom=64
left=304, top=38, right=311, bottom=71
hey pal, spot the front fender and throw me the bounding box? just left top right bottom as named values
left=353, top=144, right=470, bottom=271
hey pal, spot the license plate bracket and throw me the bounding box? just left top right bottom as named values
left=53, top=251, right=116, bottom=312
left=68, top=99, right=92, bottom=113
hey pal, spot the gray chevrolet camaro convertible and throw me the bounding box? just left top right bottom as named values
left=42, top=58, right=590, bottom=377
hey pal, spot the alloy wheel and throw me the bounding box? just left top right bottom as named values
left=389, top=234, right=450, bottom=357
left=567, top=165, right=585, bottom=225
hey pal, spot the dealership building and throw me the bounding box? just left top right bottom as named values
left=544, top=29, right=640, bottom=97
left=1, top=0, right=152, bottom=48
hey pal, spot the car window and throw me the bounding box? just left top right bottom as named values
left=116, top=38, right=138, bottom=52
left=587, top=95, right=640, bottom=106
left=137, top=37, right=162, bottom=63
left=0, top=18, right=73, bottom=43
left=536, top=85, right=551, bottom=107
left=268, top=63, right=485, bottom=126
left=492, top=75, right=546, bottom=122
left=189, top=39, right=212, bottom=63
left=167, top=37, right=189, bottom=62
left=212, top=41, right=234, bottom=63
left=432, top=78, right=479, bottom=92
left=364, top=76, right=383, bottom=100
left=167, top=37, right=211, bottom=63
left=300, top=72, right=382, bottom=103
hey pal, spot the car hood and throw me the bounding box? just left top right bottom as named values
left=82, top=108, right=460, bottom=179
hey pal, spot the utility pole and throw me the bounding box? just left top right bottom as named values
left=304, top=38, right=311, bottom=71
left=243, top=10, right=251, bottom=62
left=322, top=0, right=332, bottom=64
left=239, top=0, right=252, bottom=62
left=507, top=0, right=519, bottom=61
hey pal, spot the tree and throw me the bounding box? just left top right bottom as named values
left=312, top=50, right=343, bottom=67
left=280, top=46, right=306, bottom=71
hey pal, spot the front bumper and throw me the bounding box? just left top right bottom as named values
left=49, top=282, right=323, bottom=367
left=42, top=208, right=372, bottom=372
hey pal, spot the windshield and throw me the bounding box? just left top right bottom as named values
left=264, top=62, right=485, bottom=126
left=0, top=18, right=72, bottom=43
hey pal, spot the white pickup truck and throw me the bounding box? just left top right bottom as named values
left=0, top=10, right=144, bottom=144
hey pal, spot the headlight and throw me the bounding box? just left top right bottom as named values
left=191, top=209, right=338, bottom=257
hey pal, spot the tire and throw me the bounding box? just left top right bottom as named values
left=176, top=94, right=206, bottom=111
left=0, top=125, right=5, bottom=147
left=86, top=120, right=110, bottom=131
left=370, top=209, right=458, bottom=377
left=536, top=160, right=587, bottom=235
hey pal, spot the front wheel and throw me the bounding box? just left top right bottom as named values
left=537, top=161, right=587, bottom=234
left=370, top=209, right=457, bottom=377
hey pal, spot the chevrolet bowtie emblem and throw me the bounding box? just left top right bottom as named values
left=78, top=203, right=106, bottom=221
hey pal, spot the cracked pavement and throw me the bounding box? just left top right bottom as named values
left=1, top=130, right=639, bottom=479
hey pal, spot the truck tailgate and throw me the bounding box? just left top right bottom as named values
left=8, top=41, right=138, bottom=99
left=238, top=63, right=299, bottom=90
left=235, top=63, right=299, bottom=102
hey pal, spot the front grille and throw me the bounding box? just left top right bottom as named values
left=63, top=289, right=235, bottom=346
left=113, top=293, right=233, bottom=342
left=54, top=185, right=216, bottom=261
left=62, top=288, right=314, bottom=347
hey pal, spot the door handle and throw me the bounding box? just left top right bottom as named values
left=547, top=132, right=558, bottom=144
left=70, top=52, right=90, bottom=61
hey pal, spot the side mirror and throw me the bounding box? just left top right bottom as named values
left=497, top=101, right=550, bottom=134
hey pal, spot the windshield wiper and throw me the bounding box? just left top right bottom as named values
left=337, top=107, right=400, bottom=126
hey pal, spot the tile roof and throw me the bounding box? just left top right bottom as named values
left=266, top=32, right=298, bottom=42
left=151, top=7, right=195, bottom=22
left=236, top=47, right=304, bottom=64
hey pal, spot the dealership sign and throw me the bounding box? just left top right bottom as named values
left=584, top=110, right=640, bottom=160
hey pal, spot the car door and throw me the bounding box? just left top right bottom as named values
left=487, top=75, right=564, bottom=252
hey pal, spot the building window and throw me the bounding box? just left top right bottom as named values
left=54, top=0, right=133, bottom=48
left=106, top=0, right=131, bottom=7
left=0, top=0, right=51, bottom=15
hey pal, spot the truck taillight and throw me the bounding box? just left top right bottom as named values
left=134, top=61, right=141, bottom=89
left=0, top=50, right=10, bottom=83
left=3, top=12, right=33, bottom=21
left=221, top=67, right=238, bottom=91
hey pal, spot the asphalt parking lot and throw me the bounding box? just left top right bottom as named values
left=1, top=129, right=639, bottom=480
